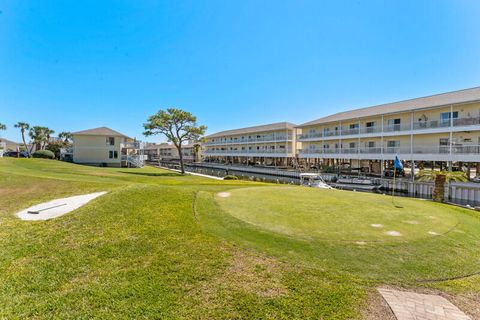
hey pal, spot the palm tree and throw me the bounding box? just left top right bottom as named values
left=192, top=138, right=205, bottom=163
left=14, top=122, right=31, bottom=157
left=29, top=126, right=45, bottom=153
left=58, top=131, right=73, bottom=144
left=43, top=128, right=55, bottom=150
left=0, top=123, right=6, bottom=131
left=416, top=169, right=468, bottom=202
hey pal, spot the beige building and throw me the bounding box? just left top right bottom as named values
left=143, top=142, right=199, bottom=162
left=203, top=122, right=297, bottom=167
left=296, top=87, right=480, bottom=173
left=72, top=127, right=145, bottom=167
left=0, top=138, right=20, bottom=152
left=158, top=143, right=198, bottom=162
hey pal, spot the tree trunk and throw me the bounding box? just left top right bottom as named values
left=177, top=145, right=185, bottom=174
left=21, top=131, right=31, bottom=157
left=30, top=143, right=36, bottom=155
left=433, top=174, right=446, bottom=202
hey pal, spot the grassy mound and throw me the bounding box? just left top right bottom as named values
left=197, top=187, right=480, bottom=283
left=214, top=186, right=459, bottom=241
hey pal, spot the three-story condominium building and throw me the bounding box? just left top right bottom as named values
left=296, top=87, right=480, bottom=173
left=158, top=143, right=199, bottom=162
left=203, top=122, right=297, bottom=167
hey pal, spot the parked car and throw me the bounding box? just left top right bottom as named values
left=3, top=151, right=29, bottom=158
left=384, top=167, right=405, bottom=177
left=472, top=176, right=480, bottom=183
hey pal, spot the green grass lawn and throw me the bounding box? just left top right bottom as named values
left=1, top=158, right=479, bottom=319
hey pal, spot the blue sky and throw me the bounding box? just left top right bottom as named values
left=1, top=0, right=479, bottom=143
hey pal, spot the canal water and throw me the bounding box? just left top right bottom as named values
left=157, top=162, right=480, bottom=208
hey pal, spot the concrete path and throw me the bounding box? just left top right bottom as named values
left=17, top=192, right=107, bottom=221
left=378, top=288, right=471, bottom=320
left=159, top=167, right=224, bottom=180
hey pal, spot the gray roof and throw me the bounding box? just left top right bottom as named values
left=299, top=86, right=480, bottom=127
left=206, top=122, right=296, bottom=138
left=72, top=127, right=130, bottom=138
left=0, top=138, right=19, bottom=145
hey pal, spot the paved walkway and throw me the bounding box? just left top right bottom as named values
left=378, top=288, right=471, bottom=320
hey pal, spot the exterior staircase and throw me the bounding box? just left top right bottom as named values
left=122, top=155, right=145, bottom=168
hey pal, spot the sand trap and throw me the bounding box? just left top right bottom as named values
left=355, top=241, right=367, bottom=245
left=217, top=192, right=231, bottom=198
left=17, top=192, right=107, bottom=221
left=370, top=224, right=383, bottom=228
left=385, top=231, right=402, bottom=237
left=403, top=220, right=420, bottom=225
left=428, top=231, right=439, bottom=235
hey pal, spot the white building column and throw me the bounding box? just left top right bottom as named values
left=380, top=115, right=384, bottom=176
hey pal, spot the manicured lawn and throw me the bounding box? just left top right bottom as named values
left=0, top=158, right=479, bottom=319
left=214, top=186, right=460, bottom=241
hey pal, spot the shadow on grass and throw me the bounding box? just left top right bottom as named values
left=119, top=171, right=181, bottom=177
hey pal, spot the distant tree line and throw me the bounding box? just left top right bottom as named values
left=0, top=121, right=72, bottom=159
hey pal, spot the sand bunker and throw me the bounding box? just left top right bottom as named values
left=217, top=192, right=231, bottom=198
left=17, top=192, right=107, bottom=221
left=403, top=220, right=420, bottom=225
left=370, top=224, right=383, bottom=228
left=385, top=231, right=402, bottom=237
left=428, top=231, right=439, bottom=235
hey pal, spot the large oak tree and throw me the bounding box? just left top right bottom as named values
left=143, top=108, right=206, bottom=174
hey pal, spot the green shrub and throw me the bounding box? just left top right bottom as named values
left=223, top=175, right=238, bottom=180
left=32, top=150, right=55, bottom=159
left=320, top=165, right=334, bottom=173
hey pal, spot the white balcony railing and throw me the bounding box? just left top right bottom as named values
left=297, top=116, right=480, bottom=141
left=121, top=154, right=145, bottom=167
left=298, top=145, right=480, bottom=155
left=204, top=148, right=293, bottom=155
left=121, top=141, right=145, bottom=149
left=205, top=135, right=293, bottom=146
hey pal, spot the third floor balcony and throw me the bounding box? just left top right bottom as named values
left=298, top=116, right=480, bottom=141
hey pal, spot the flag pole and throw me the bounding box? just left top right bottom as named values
left=391, top=166, right=396, bottom=205
left=391, top=156, right=403, bottom=208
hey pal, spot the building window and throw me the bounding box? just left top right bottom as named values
left=106, top=137, right=115, bottom=146
left=366, top=122, right=375, bottom=127
left=387, top=119, right=401, bottom=131
left=349, top=142, right=356, bottom=149
left=387, top=140, right=400, bottom=148
left=367, top=141, right=375, bottom=148
left=440, top=111, right=458, bottom=125
left=114, top=151, right=118, bottom=158
left=439, top=138, right=450, bottom=153
left=349, top=123, right=359, bottom=129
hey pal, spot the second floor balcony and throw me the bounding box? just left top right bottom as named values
left=121, top=141, right=145, bottom=149
left=298, top=144, right=480, bottom=156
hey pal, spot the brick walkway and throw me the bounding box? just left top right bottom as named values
left=378, top=288, right=471, bottom=320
